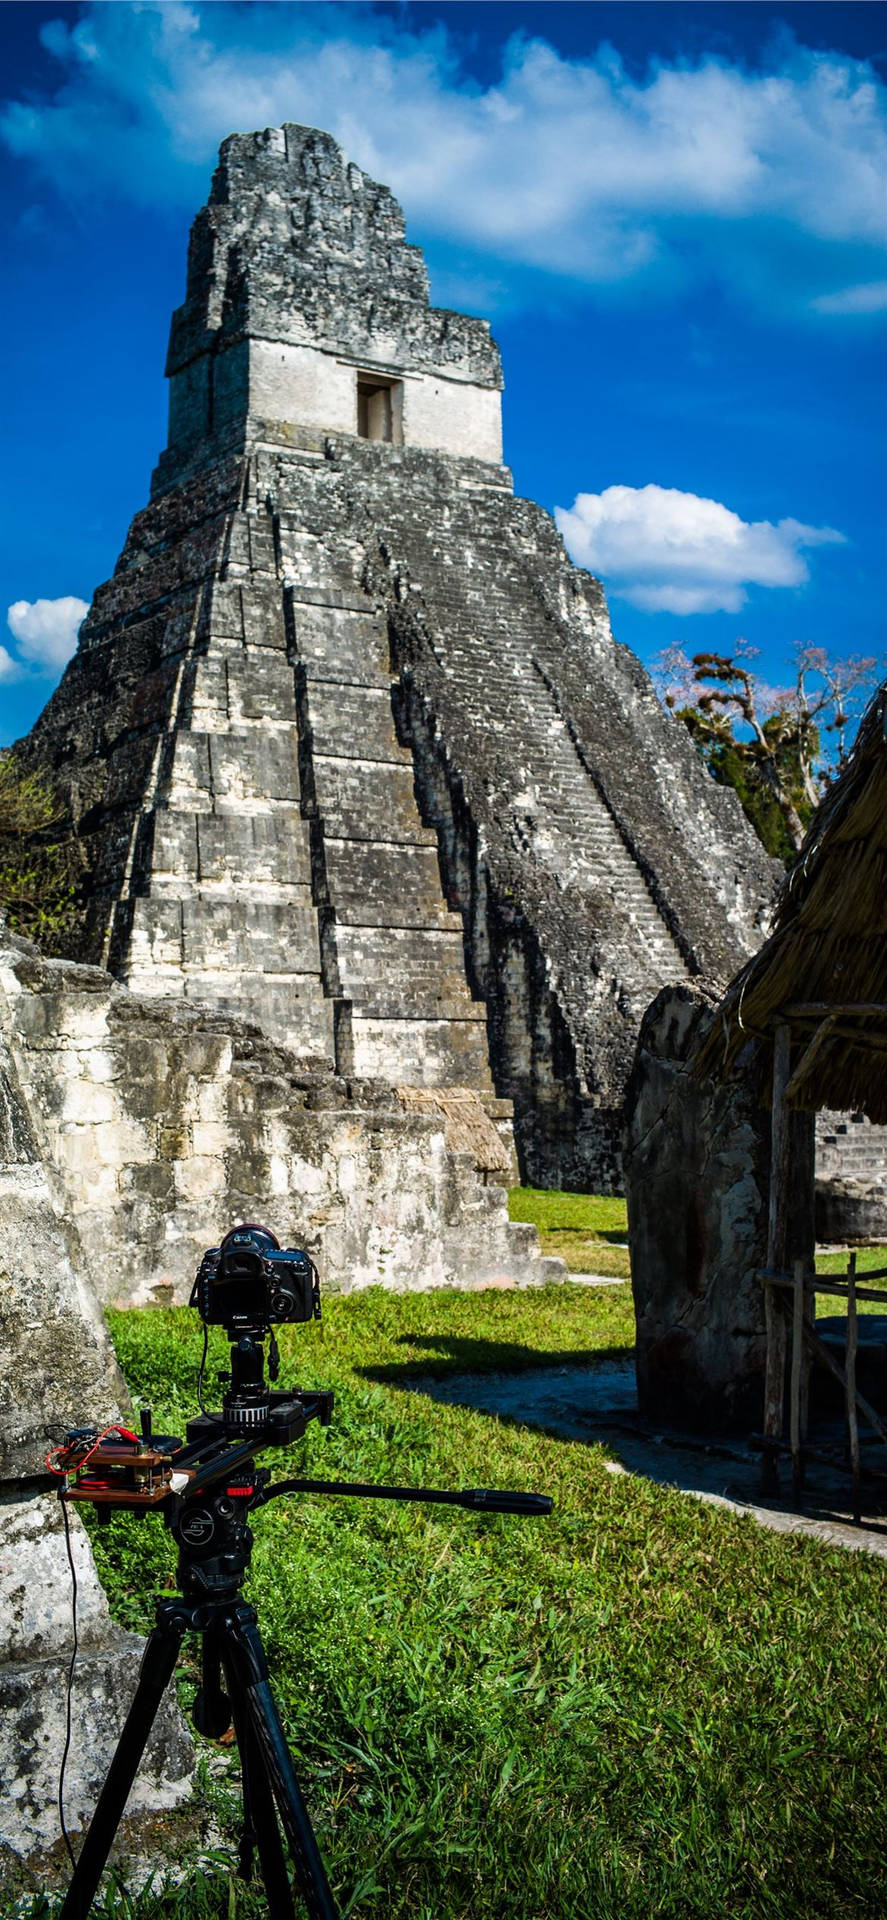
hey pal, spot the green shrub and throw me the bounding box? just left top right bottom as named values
left=0, top=750, right=80, bottom=950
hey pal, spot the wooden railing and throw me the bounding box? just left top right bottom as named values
left=757, top=1255, right=887, bottom=1522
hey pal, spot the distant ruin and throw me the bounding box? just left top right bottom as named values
left=20, top=123, right=775, bottom=1200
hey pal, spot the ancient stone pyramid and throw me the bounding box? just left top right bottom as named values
left=24, top=124, right=774, bottom=1187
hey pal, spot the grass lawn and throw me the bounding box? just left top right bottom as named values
left=815, top=1244, right=887, bottom=1319
left=509, top=1187, right=630, bottom=1278
left=21, top=1283, right=887, bottom=1920
left=510, top=1186, right=887, bottom=1306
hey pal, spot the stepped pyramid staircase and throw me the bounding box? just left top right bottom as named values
left=107, top=450, right=499, bottom=1114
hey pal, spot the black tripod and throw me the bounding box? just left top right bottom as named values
left=59, top=1396, right=551, bottom=1920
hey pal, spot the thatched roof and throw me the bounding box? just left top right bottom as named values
left=695, top=681, right=887, bottom=1119
left=397, top=1086, right=513, bottom=1174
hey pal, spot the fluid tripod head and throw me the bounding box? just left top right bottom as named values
left=50, top=1218, right=552, bottom=1531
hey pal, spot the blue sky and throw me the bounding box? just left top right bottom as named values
left=1, top=1, right=885, bottom=746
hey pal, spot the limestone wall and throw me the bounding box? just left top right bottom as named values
left=195, top=338, right=505, bottom=464
left=0, top=1495, right=193, bottom=1867
left=1, top=933, right=550, bottom=1311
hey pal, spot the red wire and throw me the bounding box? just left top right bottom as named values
left=46, top=1425, right=141, bottom=1478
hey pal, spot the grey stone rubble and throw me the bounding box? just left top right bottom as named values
left=20, top=122, right=777, bottom=1196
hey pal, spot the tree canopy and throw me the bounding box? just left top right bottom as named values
left=655, top=644, right=877, bottom=863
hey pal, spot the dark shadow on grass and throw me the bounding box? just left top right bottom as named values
left=360, top=1348, right=887, bottom=1552
left=549, top=1229, right=628, bottom=1248
left=357, top=1333, right=635, bottom=1386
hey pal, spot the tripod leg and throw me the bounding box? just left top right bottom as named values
left=222, top=1658, right=296, bottom=1919
left=224, top=1610, right=338, bottom=1920
left=194, top=1617, right=232, bottom=1738
left=59, top=1609, right=185, bottom=1920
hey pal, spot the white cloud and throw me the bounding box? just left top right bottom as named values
left=7, top=597, right=88, bottom=672
left=813, top=279, right=887, bottom=314
left=555, top=484, right=845, bottom=614
left=1, top=5, right=886, bottom=313
left=0, top=645, right=22, bottom=683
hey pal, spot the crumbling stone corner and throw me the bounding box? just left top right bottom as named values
left=624, top=984, right=814, bottom=1433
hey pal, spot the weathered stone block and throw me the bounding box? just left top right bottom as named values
left=227, top=650, right=298, bottom=723
left=208, top=729, right=300, bottom=804
left=289, top=603, right=389, bottom=684
left=195, top=811, right=312, bottom=887
left=815, top=1178, right=887, bottom=1245
left=624, top=985, right=814, bottom=1433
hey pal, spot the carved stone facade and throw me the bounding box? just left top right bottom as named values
left=22, top=125, right=775, bottom=1189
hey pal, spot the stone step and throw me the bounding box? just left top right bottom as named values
left=331, top=924, right=481, bottom=1017
left=289, top=601, right=390, bottom=683
left=394, top=532, right=688, bottom=981
left=311, top=755, right=436, bottom=845
left=347, top=1013, right=493, bottom=1089
left=305, top=682, right=412, bottom=767
left=323, top=838, right=454, bottom=929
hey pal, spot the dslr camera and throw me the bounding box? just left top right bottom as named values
left=192, top=1223, right=320, bottom=1334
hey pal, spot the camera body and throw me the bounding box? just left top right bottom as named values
left=193, top=1224, right=320, bottom=1335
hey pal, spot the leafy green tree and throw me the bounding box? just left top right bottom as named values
left=655, top=644, right=877, bottom=863
left=0, top=751, right=80, bottom=950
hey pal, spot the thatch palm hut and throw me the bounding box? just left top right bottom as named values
left=694, top=680, right=887, bottom=1489
left=626, top=680, right=887, bottom=1474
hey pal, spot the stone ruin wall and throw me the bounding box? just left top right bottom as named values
left=1, top=930, right=551, bottom=1311
left=814, top=1111, right=887, bottom=1243
left=624, top=985, right=815, bottom=1432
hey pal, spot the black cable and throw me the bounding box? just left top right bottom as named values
left=197, top=1320, right=209, bottom=1413
left=58, top=1495, right=79, bottom=1870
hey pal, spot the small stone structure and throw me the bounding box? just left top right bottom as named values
left=624, top=985, right=814, bottom=1431
left=0, top=947, right=192, bottom=1873
left=20, top=123, right=776, bottom=1192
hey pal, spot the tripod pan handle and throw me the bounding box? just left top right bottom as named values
left=460, top=1489, right=553, bottom=1515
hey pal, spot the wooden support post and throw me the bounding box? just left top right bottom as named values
left=762, top=1023, right=791, bottom=1491
left=800, top=1319, right=887, bottom=1446
left=790, top=1258, right=805, bottom=1498
left=846, top=1252, right=861, bottom=1525
left=800, top=1264, right=815, bottom=1447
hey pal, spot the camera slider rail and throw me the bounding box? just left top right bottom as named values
left=52, top=1389, right=336, bottom=1513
